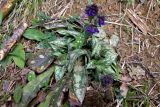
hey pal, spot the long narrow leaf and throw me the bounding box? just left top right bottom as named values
left=68, top=49, right=89, bottom=72
left=38, top=73, right=70, bottom=107
left=73, top=59, right=87, bottom=103
left=19, top=67, right=55, bottom=107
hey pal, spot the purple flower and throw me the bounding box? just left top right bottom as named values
left=101, top=75, right=113, bottom=87
left=86, top=25, right=99, bottom=34
left=85, top=4, right=98, bottom=17
left=97, top=16, right=105, bottom=26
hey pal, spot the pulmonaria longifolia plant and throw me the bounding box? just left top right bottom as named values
left=15, top=3, right=120, bottom=107
left=84, top=4, right=117, bottom=86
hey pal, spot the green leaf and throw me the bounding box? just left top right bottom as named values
left=55, top=53, right=68, bottom=66
left=36, top=32, right=56, bottom=49
left=87, top=60, right=120, bottom=80
left=92, top=37, right=117, bottom=60
left=54, top=53, right=67, bottom=82
left=111, top=63, right=121, bottom=80
left=68, top=49, right=90, bottom=72
left=87, top=0, right=93, bottom=5
left=37, top=12, right=51, bottom=21
left=36, top=41, right=50, bottom=49
left=13, top=85, right=23, bottom=104
left=49, top=37, right=70, bottom=53
left=96, top=66, right=115, bottom=80
left=19, top=67, right=55, bottom=107
left=49, top=37, right=71, bottom=55
left=38, top=91, right=53, bottom=107
left=63, top=102, right=70, bottom=107
left=0, top=11, right=3, bottom=25
left=91, top=37, right=102, bottom=58
left=12, top=57, right=25, bottom=68
left=101, top=45, right=118, bottom=65
left=49, top=38, right=67, bottom=48
left=92, top=37, right=118, bottom=65
left=52, top=74, right=71, bottom=107
left=0, top=55, right=12, bottom=69
left=56, top=29, right=80, bottom=37
left=55, top=66, right=66, bottom=81
left=73, top=34, right=85, bottom=49
left=110, top=34, right=119, bottom=47
left=38, top=75, right=68, bottom=107
left=73, top=59, right=87, bottom=103
left=86, top=60, right=96, bottom=69
left=27, top=71, right=36, bottom=81
left=23, top=29, right=46, bottom=41
left=31, top=19, right=40, bottom=26
left=10, top=43, right=25, bottom=68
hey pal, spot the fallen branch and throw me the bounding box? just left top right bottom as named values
left=0, top=22, right=28, bottom=60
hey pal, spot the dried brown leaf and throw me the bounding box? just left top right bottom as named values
left=69, top=90, right=81, bottom=107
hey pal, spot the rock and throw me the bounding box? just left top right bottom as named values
left=27, top=50, right=54, bottom=73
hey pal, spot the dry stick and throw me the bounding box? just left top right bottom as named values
left=131, top=27, right=134, bottom=55
left=138, top=37, right=141, bottom=53
left=119, top=2, right=122, bottom=39
left=146, top=0, right=153, bottom=21
left=0, top=22, right=28, bottom=61
left=105, top=21, right=130, bottom=27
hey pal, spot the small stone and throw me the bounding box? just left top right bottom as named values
left=27, top=50, right=54, bottom=73
left=30, top=60, right=36, bottom=64
left=39, top=55, right=45, bottom=58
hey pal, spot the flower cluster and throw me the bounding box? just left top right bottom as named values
left=97, top=16, right=105, bottom=27
left=85, top=4, right=106, bottom=34
left=86, top=25, right=99, bottom=34
left=85, top=4, right=98, bottom=17
left=101, top=75, right=113, bottom=87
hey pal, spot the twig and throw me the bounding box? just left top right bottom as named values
left=131, top=27, right=134, bottom=55
left=146, top=0, right=153, bottom=21
left=148, top=81, right=160, bottom=96
left=105, top=21, right=130, bottom=27
left=119, top=2, right=122, bottom=38
left=138, top=37, right=141, bottom=53
left=0, top=22, right=28, bottom=60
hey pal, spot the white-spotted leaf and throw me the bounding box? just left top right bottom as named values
left=73, top=59, right=87, bottom=103
left=19, top=67, right=55, bottom=107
